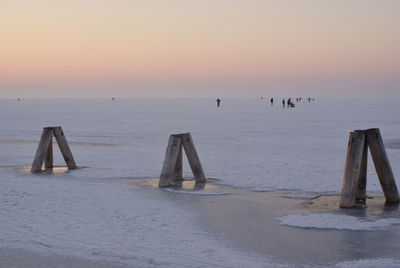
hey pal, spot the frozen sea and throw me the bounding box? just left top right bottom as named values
left=1, top=97, right=400, bottom=267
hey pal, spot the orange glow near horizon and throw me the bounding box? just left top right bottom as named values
left=1, top=0, right=400, bottom=97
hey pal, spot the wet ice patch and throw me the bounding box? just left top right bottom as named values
left=280, top=191, right=335, bottom=200
left=335, top=258, right=400, bottom=268
left=17, top=166, right=70, bottom=174
left=279, top=213, right=400, bottom=230
left=281, top=194, right=321, bottom=200
left=164, top=188, right=229, bottom=195
left=123, top=178, right=229, bottom=196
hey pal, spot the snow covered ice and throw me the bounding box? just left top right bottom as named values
left=1, top=97, right=400, bottom=267
left=0, top=170, right=275, bottom=267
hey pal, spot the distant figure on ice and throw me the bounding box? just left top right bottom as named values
left=216, top=97, right=221, bottom=107
left=270, top=97, right=274, bottom=106
left=287, top=98, right=295, bottom=108
left=282, top=99, right=285, bottom=108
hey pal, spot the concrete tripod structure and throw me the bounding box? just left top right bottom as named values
left=159, top=133, right=206, bottom=187
left=31, top=126, right=77, bottom=173
left=340, top=128, right=400, bottom=208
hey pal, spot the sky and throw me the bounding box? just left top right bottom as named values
left=1, top=0, right=399, bottom=98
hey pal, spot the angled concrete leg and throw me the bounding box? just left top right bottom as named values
left=45, top=138, right=54, bottom=169
left=31, top=128, right=53, bottom=173
left=181, top=133, right=206, bottom=183
left=173, top=144, right=183, bottom=181
left=366, top=128, right=400, bottom=204
left=53, top=126, right=77, bottom=169
left=355, top=137, right=368, bottom=204
left=340, top=131, right=366, bottom=208
left=159, top=135, right=182, bottom=187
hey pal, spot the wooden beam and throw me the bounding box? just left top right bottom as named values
left=340, top=131, right=366, bottom=208
left=355, top=136, right=368, bottom=204
left=53, top=126, right=77, bottom=169
left=366, top=128, right=400, bottom=204
left=159, top=135, right=182, bottom=187
left=173, top=144, right=183, bottom=181
left=44, top=137, right=54, bottom=169
left=31, top=128, right=53, bottom=173
left=181, top=133, right=206, bottom=183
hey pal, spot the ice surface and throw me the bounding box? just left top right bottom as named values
left=385, top=139, right=400, bottom=150
left=335, top=258, right=400, bottom=268
left=0, top=170, right=276, bottom=267
left=279, top=213, right=400, bottom=230
left=1, top=97, right=400, bottom=266
left=1, top=97, right=399, bottom=192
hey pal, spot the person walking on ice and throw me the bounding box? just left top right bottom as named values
left=216, top=97, right=221, bottom=107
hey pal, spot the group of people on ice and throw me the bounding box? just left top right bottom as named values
left=216, top=97, right=315, bottom=108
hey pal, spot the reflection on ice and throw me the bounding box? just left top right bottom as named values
left=164, top=187, right=229, bottom=195
left=117, top=177, right=229, bottom=195
left=16, top=166, right=81, bottom=174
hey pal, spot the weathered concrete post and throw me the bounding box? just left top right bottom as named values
left=366, top=128, right=400, bottom=204
left=181, top=133, right=207, bottom=183
left=340, top=131, right=366, bottom=208
left=44, top=138, right=54, bottom=169
left=159, top=135, right=182, bottom=187
left=174, top=144, right=183, bottom=182
left=53, top=126, right=77, bottom=170
left=159, top=133, right=207, bottom=187
left=355, top=137, right=368, bottom=204
left=31, top=127, right=53, bottom=172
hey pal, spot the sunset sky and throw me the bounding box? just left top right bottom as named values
left=1, top=0, right=399, bottom=98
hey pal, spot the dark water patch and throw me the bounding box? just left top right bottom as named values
left=281, top=191, right=338, bottom=200
left=251, top=189, right=275, bottom=193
